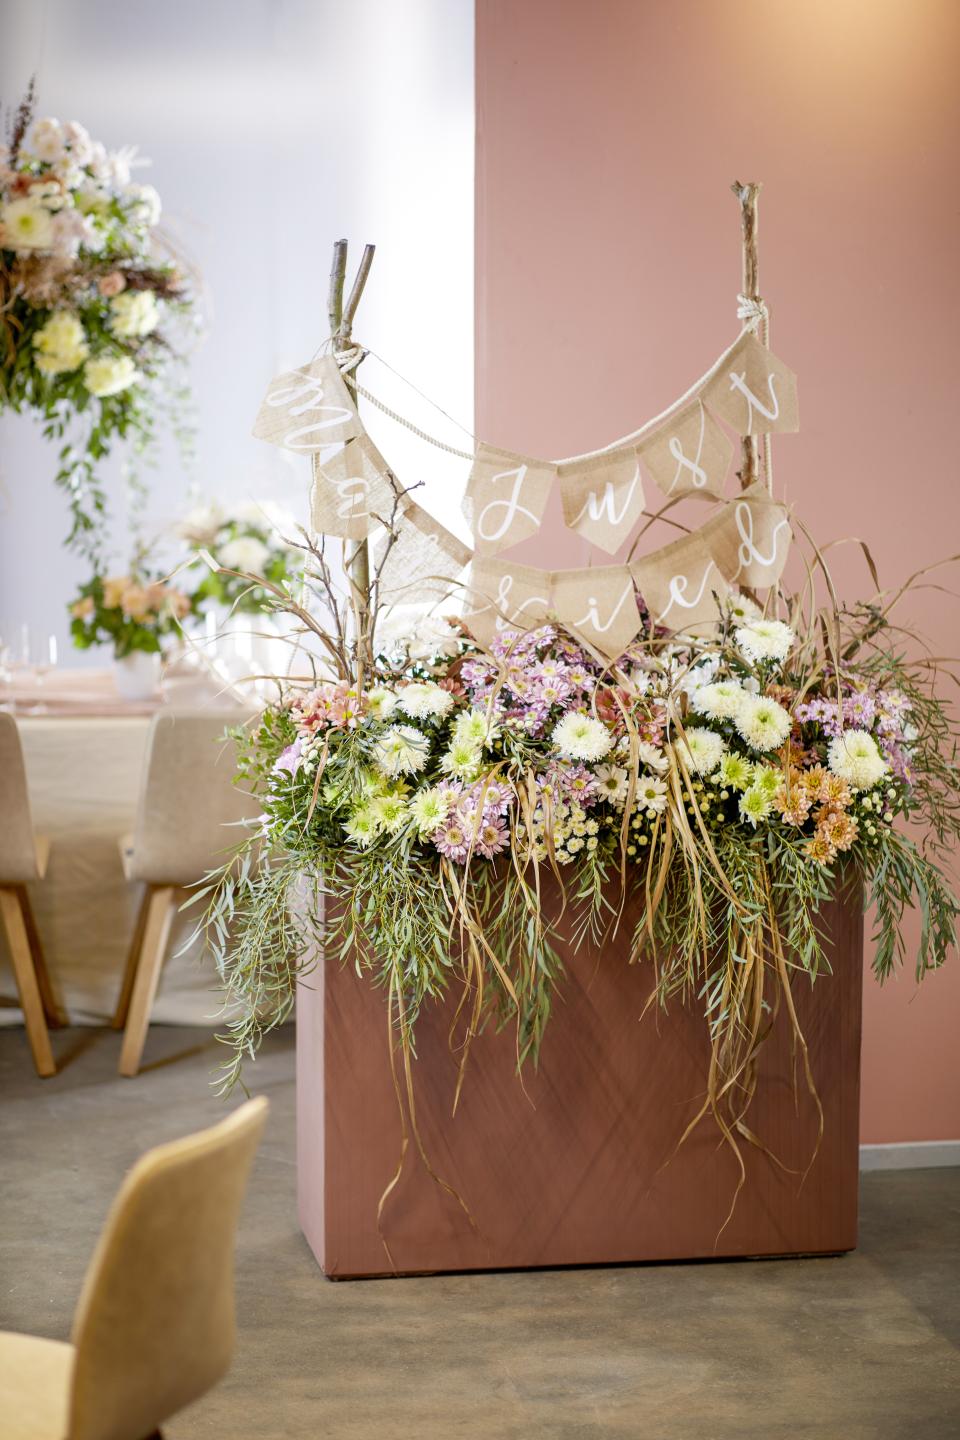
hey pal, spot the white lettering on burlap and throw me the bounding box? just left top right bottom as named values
left=495, top=572, right=551, bottom=629
left=476, top=465, right=540, bottom=544
left=572, top=465, right=641, bottom=528
left=659, top=560, right=716, bottom=620
left=265, top=369, right=356, bottom=452
left=667, top=403, right=707, bottom=490
left=732, top=499, right=790, bottom=579
left=575, top=580, right=635, bottom=635
left=726, top=368, right=780, bottom=433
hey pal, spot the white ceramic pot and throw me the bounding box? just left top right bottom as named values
left=113, top=651, right=161, bottom=702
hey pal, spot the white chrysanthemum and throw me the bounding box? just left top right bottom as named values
left=636, top=774, right=668, bottom=813
left=676, top=727, right=727, bottom=775
left=718, top=753, right=754, bottom=791
left=636, top=740, right=669, bottom=773
left=735, top=696, right=792, bottom=752
left=397, top=681, right=454, bottom=720
left=440, top=738, right=483, bottom=781
left=410, top=786, right=452, bottom=834
left=726, top=592, right=762, bottom=624
left=594, top=764, right=630, bottom=808
left=219, top=536, right=270, bottom=573
left=373, top=724, right=430, bottom=778
left=690, top=679, right=744, bottom=721
left=343, top=806, right=380, bottom=847
left=735, top=619, right=795, bottom=665
left=828, top=730, right=888, bottom=791
left=452, top=707, right=500, bottom=748
left=366, top=687, right=398, bottom=721
left=1, top=197, right=54, bottom=251
left=369, top=793, right=408, bottom=833
left=83, top=353, right=139, bottom=397
left=552, top=712, right=613, bottom=762
left=739, top=786, right=773, bottom=827
left=109, top=289, right=160, bottom=339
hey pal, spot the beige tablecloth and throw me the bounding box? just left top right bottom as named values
left=0, top=713, right=231, bottom=1028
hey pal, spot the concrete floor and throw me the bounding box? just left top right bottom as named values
left=1, top=1027, right=958, bottom=1440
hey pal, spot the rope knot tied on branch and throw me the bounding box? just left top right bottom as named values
left=736, top=294, right=769, bottom=331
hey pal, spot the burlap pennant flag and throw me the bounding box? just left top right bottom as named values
left=630, top=529, right=728, bottom=631
left=372, top=499, right=472, bottom=604
left=701, top=333, right=799, bottom=435
left=638, top=399, right=733, bottom=500
left=310, top=434, right=399, bottom=541
left=462, top=557, right=553, bottom=647
left=704, top=481, right=791, bottom=588
left=558, top=450, right=645, bottom=555
left=550, top=565, right=640, bottom=660
left=252, top=355, right=362, bottom=452
left=462, top=444, right=556, bottom=554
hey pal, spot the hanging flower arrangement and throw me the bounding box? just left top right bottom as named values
left=0, top=84, right=196, bottom=562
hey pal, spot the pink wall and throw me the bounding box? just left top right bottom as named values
left=475, top=0, right=960, bottom=1144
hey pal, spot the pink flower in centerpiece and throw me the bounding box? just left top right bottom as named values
left=98, top=270, right=127, bottom=297
left=432, top=815, right=470, bottom=862
left=475, top=816, right=510, bottom=858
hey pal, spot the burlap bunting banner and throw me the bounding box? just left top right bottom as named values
left=701, top=333, right=799, bottom=436
left=558, top=450, right=645, bottom=555
left=310, top=434, right=399, bottom=541
left=373, top=498, right=472, bottom=605
left=551, top=565, right=640, bottom=659
left=252, top=355, right=361, bottom=452
left=630, top=529, right=729, bottom=631
left=637, top=398, right=733, bottom=500
left=462, top=444, right=556, bottom=555
left=463, top=558, right=553, bottom=648
left=702, top=480, right=792, bottom=588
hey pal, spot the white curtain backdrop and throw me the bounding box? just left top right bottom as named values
left=0, top=0, right=475, bottom=661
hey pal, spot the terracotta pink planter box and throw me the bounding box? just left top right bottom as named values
left=296, top=887, right=863, bottom=1278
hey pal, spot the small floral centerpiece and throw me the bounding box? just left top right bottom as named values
left=69, top=570, right=192, bottom=659
left=0, top=85, right=195, bottom=561
left=177, top=498, right=301, bottom=615
left=200, top=520, right=959, bottom=1185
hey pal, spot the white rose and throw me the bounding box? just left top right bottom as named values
left=218, top=537, right=270, bottom=574
left=178, top=503, right=224, bottom=545
left=109, top=289, right=160, bottom=339
left=32, top=311, right=89, bottom=374
left=28, top=117, right=65, bottom=163
left=125, top=182, right=161, bottom=227
left=83, top=354, right=140, bottom=397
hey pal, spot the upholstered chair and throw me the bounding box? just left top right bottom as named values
left=0, top=1095, right=268, bottom=1440
left=0, top=712, right=65, bottom=1076
left=112, top=710, right=259, bottom=1077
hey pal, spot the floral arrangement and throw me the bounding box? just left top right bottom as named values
left=176, top=498, right=301, bottom=614
left=0, top=85, right=195, bottom=561
left=198, top=511, right=959, bottom=1207
left=69, top=570, right=192, bottom=658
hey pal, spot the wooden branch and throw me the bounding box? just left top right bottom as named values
left=731, top=180, right=761, bottom=490
left=327, top=239, right=348, bottom=338
left=340, top=243, right=376, bottom=343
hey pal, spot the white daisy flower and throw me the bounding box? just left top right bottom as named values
left=396, top=681, right=454, bottom=720
left=372, top=724, right=430, bottom=777
left=726, top=592, right=762, bottom=624
left=552, top=712, right=613, bottom=762
left=735, top=619, right=795, bottom=665
left=827, top=730, right=889, bottom=791
left=676, top=727, right=727, bottom=775
left=636, top=740, right=669, bottom=773
left=594, top=764, right=630, bottom=808
left=636, top=775, right=668, bottom=813
left=735, top=696, right=792, bottom=752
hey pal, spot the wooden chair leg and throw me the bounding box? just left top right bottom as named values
left=15, top=885, right=67, bottom=1027
left=112, top=886, right=151, bottom=1030
left=118, top=886, right=177, bottom=1078
left=0, top=886, right=55, bottom=1078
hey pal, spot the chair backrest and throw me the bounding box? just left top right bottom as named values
left=0, top=712, right=41, bottom=882
left=129, top=710, right=259, bottom=884
left=68, top=1096, right=269, bottom=1440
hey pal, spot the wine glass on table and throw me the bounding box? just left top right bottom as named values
left=25, top=631, right=58, bottom=714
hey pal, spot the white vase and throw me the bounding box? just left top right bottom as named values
left=113, top=651, right=160, bottom=701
